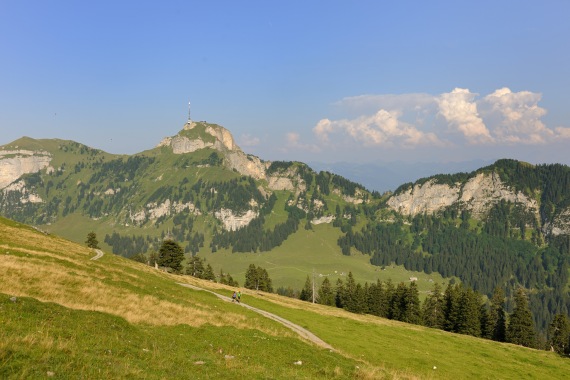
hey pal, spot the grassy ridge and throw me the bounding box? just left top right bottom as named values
left=2, top=216, right=570, bottom=379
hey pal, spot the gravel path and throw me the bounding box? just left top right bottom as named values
left=90, top=249, right=104, bottom=260
left=177, top=282, right=334, bottom=350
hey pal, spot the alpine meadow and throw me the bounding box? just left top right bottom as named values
left=2, top=120, right=570, bottom=379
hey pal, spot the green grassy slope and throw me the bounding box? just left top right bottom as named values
left=2, top=216, right=570, bottom=379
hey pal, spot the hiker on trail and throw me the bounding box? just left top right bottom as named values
left=237, top=290, right=241, bottom=303
left=232, top=291, right=237, bottom=302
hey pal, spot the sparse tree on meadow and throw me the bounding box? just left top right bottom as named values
left=86, top=231, right=99, bottom=249
left=158, top=239, right=184, bottom=273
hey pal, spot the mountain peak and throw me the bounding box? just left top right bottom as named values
left=157, top=121, right=240, bottom=154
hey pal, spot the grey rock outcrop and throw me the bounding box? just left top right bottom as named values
left=0, top=149, right=52, bottom=189
left=387, top=172, right=539, bottom=219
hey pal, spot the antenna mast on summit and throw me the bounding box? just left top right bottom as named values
left=187, top=100, right=191, bottom=122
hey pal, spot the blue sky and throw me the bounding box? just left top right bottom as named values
left=1, top=1, right=569, bottom=166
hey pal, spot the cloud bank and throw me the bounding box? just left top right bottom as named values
left=308, top=87, right=570, bottom=150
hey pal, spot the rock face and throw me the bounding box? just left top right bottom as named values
left=0, top=150, right=52, bottom=189
left=214, top=208, right=258, bottom=231
left=129, top=200, right=201, bottom=225
left=2, top=180, right=43, bottom=203
left=387, top=172, right=539, bottom=219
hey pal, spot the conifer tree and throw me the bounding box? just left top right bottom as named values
left=317, top=277, right=335, bottom=306
left=351, top=283, right=367, bottom=314
left=443, top=283, right=461, bottom=332
left=486, top=286, right=507, bottom=342
left=368, top=279, right=388, bottom=318
left=186, top=255, right=205, bottom=277
left=507, top=287, right=537, bottom=348
left=158, top=239, right=184, bottom=273
left=203, top=263, right=216, bottom=281
left=548, top=314, right=570, bottom=355
left=402, top=281, right=421, bottom=324
left=456, top=287, right=481, bottom=337
left=300, top=275, right=313, bottom=302
left=343, top=272, right=357, bottom=311
left=335, top=278, right=345, bottom=308
left=85, top=231, right=99, bottom=249
left=422, top=283, right=445, bottom=329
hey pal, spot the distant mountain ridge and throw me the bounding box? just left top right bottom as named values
left=308, top=159, right=493, bottom=193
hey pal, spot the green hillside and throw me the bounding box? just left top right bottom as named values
left=2, top=216, right=570, bottom=379
left=1, top=127, right=570, bottom=338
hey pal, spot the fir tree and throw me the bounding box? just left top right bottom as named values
left=317, top=277, right=335, bottom=306
left=300, top=275, right=313, bottom=302
left=335, top=278, right=345, bottom=309
left=456, top=287, right=481, bottom=337
left=486, top=286, right=507, bottom=342
left=85, top=231, right=99, bottom=249
left=203, top=263, right=216, bottom=281
left=158, top=239, right=184, bottom=273
left=548, top=314, right=570, bottom=355
left=507, top=287, right=537, bottom=348
left=422, top=283, right=445, bottom=329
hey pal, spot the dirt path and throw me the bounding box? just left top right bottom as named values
left=177, top=282, right=334, bottom=351
left=90, top=249, right=104, bottom=261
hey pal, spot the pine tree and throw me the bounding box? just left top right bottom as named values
left=368, top=280, right=388, bottom=318
left=507, top=287, right=537, bottom=348
left=456, top=287, right=481, bottom=337
left=402, top=281, right=421, bottom=324
left=486, top=286, right=507, bottom=342
left=203, top=263, right=216, bottom=281
left=422, top=283, right=445, bottom=329
left=335, top=278, right=345, bottom=308
left=85, top=231, right=99, bottom=249
left=244, top=264, right=258, bottom=290
left=186, top=255, right=205, bottom=277
left=443, top=283, right=461, bottom=332
left=158, top=239, right=184, bottom=273
left=548, top=314, right=570, bottom=355
left=300, top=275, right=313, bottom=302
left=343, top=272, right=357, bottom=312
left=317, top=277, right=335, bottom=306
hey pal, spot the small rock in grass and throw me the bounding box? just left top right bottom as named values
left=224, top=355, right=234, bottom=360
left=9, top=296, right=17, bottom=303
left=194, top=361, right=205, bottom=365
left=47, top=371, right=55, bottom=377
left=293, top=360, right=302, bottom=365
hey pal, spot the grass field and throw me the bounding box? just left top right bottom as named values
left=200, top=223, right=448, bottom=296
left=2, top=216, right=570, bottom=379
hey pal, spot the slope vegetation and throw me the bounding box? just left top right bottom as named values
left=2, top=216, right=570, bottom=379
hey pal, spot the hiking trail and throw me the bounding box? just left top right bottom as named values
left=177, top=282, right=334, bottom=351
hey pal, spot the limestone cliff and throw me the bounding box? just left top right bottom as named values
left=387, top=172, right=539, bottom=218
left=0, top=149, right=52, bottom=189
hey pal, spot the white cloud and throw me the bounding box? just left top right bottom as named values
left=239, top=133, right=260, bottom=147
left=437, top=88, right=493, bottom=144
left=481, top=87, right=552, bottom=144
left=312, top=109, right=442, bottom=148
left=554, top=127, right=570, bottom=139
